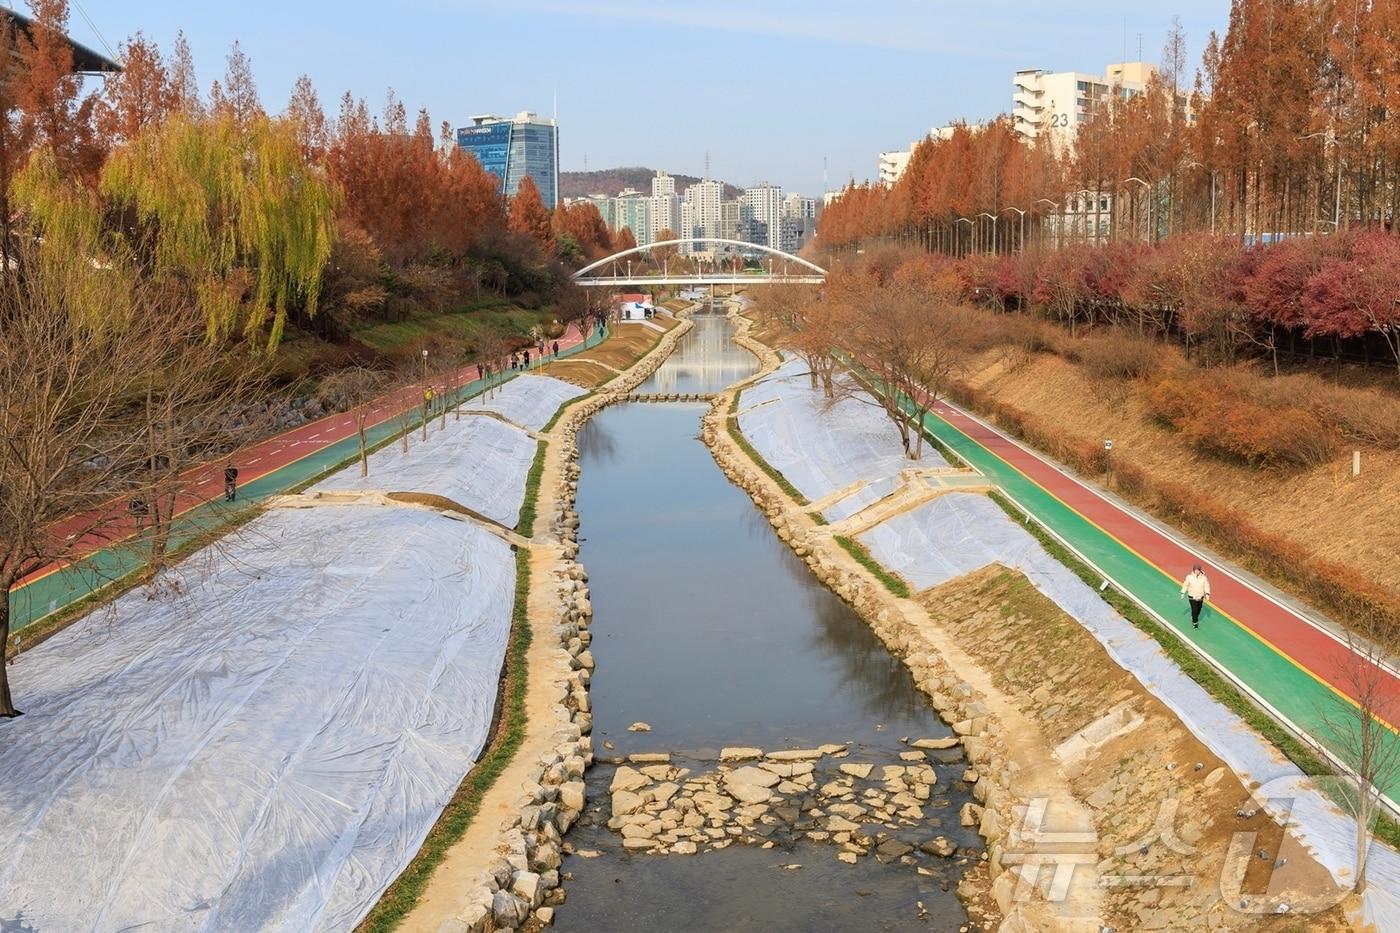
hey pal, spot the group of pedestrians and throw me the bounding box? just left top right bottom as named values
left=508, top=339, right=562, bottom=373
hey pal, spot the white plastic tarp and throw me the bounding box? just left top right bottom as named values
left=0, top=504, right=515, bottom=931
left=738, top=358, right=945, bottom=517
left=314, top=412, right=537, bottom=527
left=859, top=492, right=1400, bottom=924
left=464, top=373, right=585, bottom=432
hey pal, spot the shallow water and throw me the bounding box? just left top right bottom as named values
left=556, top=315, right=980, bottom=931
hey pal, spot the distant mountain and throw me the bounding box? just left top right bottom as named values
left=561, top=167, right=743, bottom=201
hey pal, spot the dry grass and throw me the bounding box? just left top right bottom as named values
left=540, top=359, right=616, bottom=389
left=960, top=345, right=1400, bottom=595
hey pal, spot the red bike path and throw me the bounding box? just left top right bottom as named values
left=911, top=390, right=1400, bottom=792
left=9, top=322, right=595, bottom=627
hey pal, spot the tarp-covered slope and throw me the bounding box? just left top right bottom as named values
left=737, top=357, right=945, bottom=520
left=314, top=411, right=537, bottom=526
left=0, top=498, right=514, bottom=930
left=463, top=373, right=585, bottom=432
left=736, top=360, right=1400, bottom=926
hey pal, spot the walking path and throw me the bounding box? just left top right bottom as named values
left=7, top=323, right=604, bottom=636
left=910, top=392, right=1400, bottom=800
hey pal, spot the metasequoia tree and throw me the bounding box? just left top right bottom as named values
left=508, top=175, right=554, bottom=253
left=97, top=32, right=173, bottom=144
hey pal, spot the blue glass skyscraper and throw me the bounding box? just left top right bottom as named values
left=456, top=112, right=560, bottom=208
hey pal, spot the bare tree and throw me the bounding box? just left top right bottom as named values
left=0, top=258, right=168, bottom=716
left=756, top=283, right=837, bottom=394
left=840, top=281, right=973, bottom=460
left=1320, top=612, right=1400, bottom=894
left=132, top=299, right=273, bottom=567
left=317, top=366, right=393, bottom=476
left=475, top=327, right=512, bottom=400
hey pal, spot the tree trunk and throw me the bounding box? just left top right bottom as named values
left=0, top=582, right=18, bottom=717
left=358, top=422, right=369, bottom=477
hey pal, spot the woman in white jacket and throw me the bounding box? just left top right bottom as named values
left=1181, top=564, right=1211, bottom=629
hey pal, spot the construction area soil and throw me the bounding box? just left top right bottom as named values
left=920, top=564, right=1354, bottom=931
left=958, top=347, right=1400, bottom=596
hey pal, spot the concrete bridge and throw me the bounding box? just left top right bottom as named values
left=571, top=238, right=826, bottom=288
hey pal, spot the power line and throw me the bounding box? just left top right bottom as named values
left=71, top=0, right=116, bottom=60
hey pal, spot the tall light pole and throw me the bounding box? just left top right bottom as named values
left=420, top=348, right=430, bottom=442
left=1034, top=199, right=1059, bottom=250
left=1124, top=177, right=1152, bottom=242
left=1001, top=207, right=1027, bottom=253
left=977, top=212, right=1000, bottom=255
left=955, top=216, right=974, bottom=257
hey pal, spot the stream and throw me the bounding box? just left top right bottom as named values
left=555, top=310, right=981, bottom=931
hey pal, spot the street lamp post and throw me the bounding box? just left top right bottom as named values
left=955, top=217, right=974, bottom=257
left=420, top=348, right=430, bottom=442
left=1033, top=199, right=1059, bottom=250
left=1124, top=177, right=1152, bottom=242
left=1185, top=161, right=1216, bottom=235
left=1001, top=207, right=1027, bottom=253
left=977, top=212, right=1000, bottom=255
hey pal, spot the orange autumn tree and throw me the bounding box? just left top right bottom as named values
left=508, top=175, right=554, bottom=252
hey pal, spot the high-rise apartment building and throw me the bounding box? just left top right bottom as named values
left=681, top=178, right=724, bottom=255
left=740, top=182, right=784, bottom=251
left=1012, top=62, right=1153, bottom=149
left=456, top=112, right=560, bottom=207
left=648, top=170, right=680, bottom=244
left=613, top=189, right=652, bottom=247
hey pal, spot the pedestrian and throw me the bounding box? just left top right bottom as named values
left=128, top=496, right=149, bottom=530
left=224, top=464, right=239, bottom=502
left=525, top=348, right=532, bottom=367
left=1181, top=564, right=1211, bottom=629
left=552, top=339, right=559, bottom=358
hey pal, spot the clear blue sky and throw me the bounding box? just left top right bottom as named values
left=64, top=0, right=1229, bottom=195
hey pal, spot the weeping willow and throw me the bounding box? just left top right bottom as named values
left=96, top=115, right=338, bottom=349
left=11, top=150, right=138, bottom=332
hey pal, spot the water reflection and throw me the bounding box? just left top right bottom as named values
left=636, top=312, right=759, bottom=395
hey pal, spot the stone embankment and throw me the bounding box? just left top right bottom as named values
left=702, top=311, right=1100, bottom=932
left=432, top=318, right=694, bottom=933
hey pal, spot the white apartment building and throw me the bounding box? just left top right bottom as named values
left=784, top=193, right=816, bottom=221
left=648, top=170, right=680, bottom=244
left=878, top=149, right=912, bottom=186
left=1012, top=61, right=1154, bottom=150
left=740, top=182, right=785, bottom=251
left=681, top=178, right=724, bottom=256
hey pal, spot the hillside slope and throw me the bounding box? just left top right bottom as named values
left=958, top=347, right=1400, bottom=596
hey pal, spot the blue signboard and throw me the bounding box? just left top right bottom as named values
left=456, top=123, right=512, bottom=192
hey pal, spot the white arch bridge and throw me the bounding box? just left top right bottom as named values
left=571, top=238, right=826, bottom=287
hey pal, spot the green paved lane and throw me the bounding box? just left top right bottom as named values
left=908, top=398, right=1399, bottom=797
left=8, top=326, right=608, bottom=636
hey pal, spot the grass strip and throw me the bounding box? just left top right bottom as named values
left=808, top=511, right=829, bottom=526
left=516, top=440, right=549, bottom=538
left=986, top=489, right=1400, bottom=849
left=725, top=414, right=809, bottom=506
left=357, top=545, right=534, bottom=931
left=834, top=535, right=911, bottom=599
